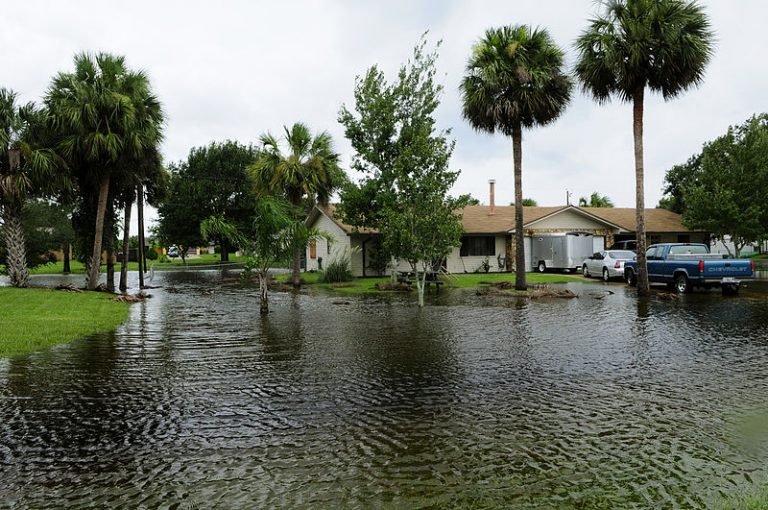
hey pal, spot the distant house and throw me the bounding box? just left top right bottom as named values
left=305, top=204, right=701, bottom=277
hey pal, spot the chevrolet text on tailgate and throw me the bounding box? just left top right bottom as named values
left=624, top=243, right=755, bottom=295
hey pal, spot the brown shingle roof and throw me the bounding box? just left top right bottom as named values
left=458, top=206, right=566, bottom=233
left=582, top=207, right=692, bottom=233
left=312, top=204, right=692, bottom=235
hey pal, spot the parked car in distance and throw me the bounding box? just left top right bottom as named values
left=168, top=246, right=179, bottom=258
left=582, top=250, right=636, bottom=281
left=608, top=240, right=637, bottom=252
left=624, top=243, right=755, bottom=294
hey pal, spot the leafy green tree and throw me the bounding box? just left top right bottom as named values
left=575, top=0, right=713, bottom=295
left=46, top=52, right=164, bottom=290
left=20, top=200, right=74, bottom=268
left=681, top=114, right=768, bottom=257
left=340, top=37, right=466, bottom=307
left=156, top=141, right=257, bottom=263
left=579, top=192, right=614, bottom=208
left=0, top=88, right=62, bottom=287
left=658, top=154, right=701, bottom=214
left=251, top=123, right=344, bottom=287
left=461, top=26, right=572, bottom=290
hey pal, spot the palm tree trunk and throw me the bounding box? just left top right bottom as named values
left=119, top=197, right=131, bottom=292
left=63, top=241, right=71, bottom=273
left=2, top=200, right=30, bottom=288
left=289, top=194, right=302, bottom=288
left=105, top=206, right=115, bottom=292
left=87, top=172, right=110, bottom=290
left=632, top=89, right=649, bottom=296
left=258, top=270, right=269, bottom=314
left=137, top=184, right=146, bottom=289
left=512, top=125, right=527, bottom=291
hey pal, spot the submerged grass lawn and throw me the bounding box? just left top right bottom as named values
left=278, top=271, right=586, bottom=294
left=29, top=253, right=247, bottom=275
left=0, top=288, right=131, bottom=358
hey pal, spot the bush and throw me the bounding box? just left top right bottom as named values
left=145, top=247, right=159, bottom=261
left=319, top=253, right=353, bottom=283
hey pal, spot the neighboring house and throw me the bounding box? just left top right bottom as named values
left=305, top=204, right=701, bottom=276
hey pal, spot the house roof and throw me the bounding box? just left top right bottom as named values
left=308, top=204, right=692, bottom=235
left=307, top=204, right=377, bottom=235
left=580, top=207, right=691, bottom=233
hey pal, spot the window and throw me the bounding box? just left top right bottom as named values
left=309, top=240, right=317, bottom=259
left=460, top=236, right=496, bottom=257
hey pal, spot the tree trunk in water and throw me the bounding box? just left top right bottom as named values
left=87, top=173, right=111, bottom=290
left=2, top=201, right=30, bottom=288
left=137, top=184, right=146, bottom=289
left=416, top=269, right=426, bottom=308
left=291, top=247, right=301, bottom=288
left=512, top=125, right=527, bottom=291
left=632, top=89, right=650, bottom=296
left=221, top=243, right=229, bottom=263
left=119, top=197, right=132, bottom=292
left=105, top=204, right=115, bottom=292
left=258, top=270, right=269, bottom=314
left=63, top=241, right=71, bottom=273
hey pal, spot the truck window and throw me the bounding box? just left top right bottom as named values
left=669, top=245, right=708, bottom=255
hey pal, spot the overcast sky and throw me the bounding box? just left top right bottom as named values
left=2, top=1, right=764, bottom=225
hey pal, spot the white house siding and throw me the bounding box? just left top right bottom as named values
left=306, top=212, right=351, bottom=272
left=446, top=235, right=507, bottom=273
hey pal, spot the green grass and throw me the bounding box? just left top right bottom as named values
left=29, top=253, right=247, bottom=275
left=715, top=484, right=768, bottom=509
left=277, top=271, right=585, bottom=294
left=0, top=288, right=131, bottom=358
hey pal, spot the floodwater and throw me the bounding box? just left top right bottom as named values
left=1, top=271, right=768, bottom=508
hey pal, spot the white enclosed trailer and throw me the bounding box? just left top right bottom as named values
left=530, top=232, right=594, bottom=272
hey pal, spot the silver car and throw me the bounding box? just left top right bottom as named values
left=582, top=250, right=636, bottom=281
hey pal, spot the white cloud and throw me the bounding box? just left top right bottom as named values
left=2, top=0, right=764, bottom=227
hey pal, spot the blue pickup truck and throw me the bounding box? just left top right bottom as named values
left=624, top=243, right=755, bottom=294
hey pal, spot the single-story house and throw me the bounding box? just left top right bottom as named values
left=305, top=203, right=702, bottom=276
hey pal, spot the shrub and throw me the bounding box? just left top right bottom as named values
left=319, top=252, right=353, bottom=283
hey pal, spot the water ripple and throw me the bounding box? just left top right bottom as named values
left=1, top=274, right=768, bottom=508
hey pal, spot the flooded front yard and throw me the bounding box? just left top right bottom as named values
left=1, top=271, right=767, bottom=508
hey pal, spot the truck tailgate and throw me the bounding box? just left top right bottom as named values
left=702, top=259, right=753, bottom=279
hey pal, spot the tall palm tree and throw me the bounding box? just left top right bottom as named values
left=251, top=122, right=343, bottom=287
left=574, top=0, right=713, bottom=295
left=46, top=52, right=163, bottom=290
left=0, top=89, right=60, bottom=287
left=461, top=26, right=572, bottom=290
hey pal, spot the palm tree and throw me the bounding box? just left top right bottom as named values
left=251, top=122, right=343, bottom=287
left=0, top=89, right=60, bottom=287
left=461, top=26, right=572, bottom=290
left=46, top=52, right=163, bottom=290
left=574, top=0, right=713, bottom=295
left=579, top=192, right=614, bottom=208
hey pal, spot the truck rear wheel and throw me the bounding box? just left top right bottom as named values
left=625, top=268, right=637, bottom=287
left=674, top=274, right=692, bottom=294
left=537, top=261, right=546, bottom=273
